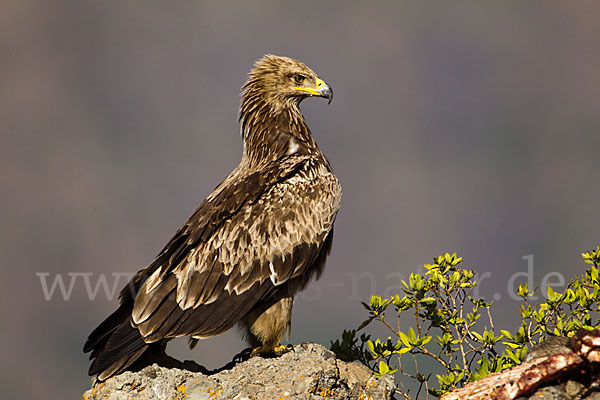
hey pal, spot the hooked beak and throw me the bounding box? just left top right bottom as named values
left=294, top=78, right=334, bottom=104
left=318, top=79, right=333, bottom=104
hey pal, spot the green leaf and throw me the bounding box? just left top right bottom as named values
left=399, top=331, right=411, bottom=348
left=407, top=327, right=418, bottom=344
left=357, top=317, right=375, bottom=331
left=546, top=286, right=561, bottom=302
left=420, top=335, right=432, bottom=346
left=504, top=342, right=522, bottom=349
left=369, top=295, right=381, bottom=309
left=419, top=297, right=437, bottom=305
left=500, top=330, right=514, bottom=340
left=367, top=340, right=375, bottom=355
left=378, top=360, right=389, bottom=375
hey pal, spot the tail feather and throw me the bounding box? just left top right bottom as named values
left=96, top=346, right=148, bottom=381
left=84, top=304, right=149, bottom=380
left=84, top=303, right=130, bottom=354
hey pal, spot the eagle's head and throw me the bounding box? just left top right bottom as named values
left=241, top=55, right=333, bottom=109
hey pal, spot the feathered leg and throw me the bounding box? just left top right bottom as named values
left=242, top=295, right=293, bottom=356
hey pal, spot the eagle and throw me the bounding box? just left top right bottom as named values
left=84, top=55, right=341, bottom=380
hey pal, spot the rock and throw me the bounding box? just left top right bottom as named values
left=82, top=342, right=395, bottom=400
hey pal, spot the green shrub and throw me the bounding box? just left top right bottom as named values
left=330, top=247, right=600, bottom=399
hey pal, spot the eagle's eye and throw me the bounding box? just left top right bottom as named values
left=293, top=74, right=307, bottom=85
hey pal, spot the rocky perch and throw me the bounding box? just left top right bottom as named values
left=82, top=343, right=395, bottom=400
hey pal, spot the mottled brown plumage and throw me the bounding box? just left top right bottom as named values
left=84, top=55, right=341, bottom=380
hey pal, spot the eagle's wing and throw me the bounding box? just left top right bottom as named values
left=129, top=154, right=341, bottom=342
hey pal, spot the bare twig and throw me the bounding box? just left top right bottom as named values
left=377, top=314, right=400, bottom=337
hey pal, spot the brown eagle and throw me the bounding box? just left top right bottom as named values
left=84, top=55, right=341, bottom=380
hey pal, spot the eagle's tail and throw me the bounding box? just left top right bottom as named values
left=83, top=303, right=149, bottom=381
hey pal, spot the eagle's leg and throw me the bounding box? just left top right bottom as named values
left=242, top=296, right=293, bottom=357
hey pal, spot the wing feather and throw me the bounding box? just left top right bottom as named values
left=132, top=273, right=177, bottom=324
left=142, top=292, right=181, bottom=341
left=131, top=155, right=341, bottom=342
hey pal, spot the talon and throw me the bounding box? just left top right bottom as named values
left=249, top=344, right=293, bottom=358
left=250, top=346, right=265, bottom=357
left=273, top=344, right=293, bottom=356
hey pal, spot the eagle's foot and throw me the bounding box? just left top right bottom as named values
left=250, top=346, right=266, bottom=357
left=273, top=344, right=293, bottom=356
left=250, top=344, right=293, bottom=357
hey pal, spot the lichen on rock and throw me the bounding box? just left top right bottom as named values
left=83, top=342, right=395, bottom=400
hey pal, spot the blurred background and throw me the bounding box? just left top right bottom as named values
left=2, top=1, right=600, bottom=398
